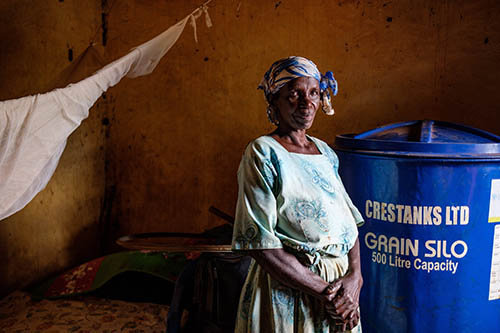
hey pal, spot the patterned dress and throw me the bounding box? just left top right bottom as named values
left=232, top=135, right=364, bottom=333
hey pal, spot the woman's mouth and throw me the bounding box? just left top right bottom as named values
left=295, top=113, right=313, bottom=121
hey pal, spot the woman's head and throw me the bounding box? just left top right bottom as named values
left=258, top=56, right=338, bottom=128
left=270, top=76, right=320, bottom=131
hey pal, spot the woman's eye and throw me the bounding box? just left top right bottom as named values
left=310, top=90, right=319, bottom=96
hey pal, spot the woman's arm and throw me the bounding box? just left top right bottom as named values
left=248, top=248, right=335, bottom=303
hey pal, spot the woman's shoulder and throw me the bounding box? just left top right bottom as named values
left=252, top=135, right=276, bottom=146
left=244, top=135, right=280, bottom=157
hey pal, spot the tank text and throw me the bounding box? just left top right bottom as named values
left=365, top=200, right=469, bottom=226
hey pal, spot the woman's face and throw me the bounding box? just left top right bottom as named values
left=273, top=77, right=321, bottom=132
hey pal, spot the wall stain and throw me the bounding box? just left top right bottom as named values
left=101, top=14, right=108, bottom=46
left=275, top=1, right=282, bottom=9
left=484, top=37, right=489, bottom=44
left=101, top=0, right=108, bottom=46
left=236, top=2, right=242, bottom=18
left=98, top=183, right=116, bottom=253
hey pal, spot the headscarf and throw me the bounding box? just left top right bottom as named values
left=258, top=56, right=338, bottom=115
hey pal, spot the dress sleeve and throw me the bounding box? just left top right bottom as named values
left=333, top=157, right=365, bottom=227
left=319, top=139, right=365, bottom=227
left=337, top=172, right=365, bottom=227
left=231, top=141, right=283, bottom=251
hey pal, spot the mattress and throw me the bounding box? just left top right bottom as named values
left=0, top=290, right=168, bottom=332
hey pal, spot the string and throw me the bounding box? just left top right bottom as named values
left=190, top=0, right=213, bottom=43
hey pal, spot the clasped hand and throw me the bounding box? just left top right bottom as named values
left=323, top=273, right=362, bottom=331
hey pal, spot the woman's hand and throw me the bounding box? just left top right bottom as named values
left=325, top=271, right=362, bottom=330
left=324, top=237, right=363, bottom=330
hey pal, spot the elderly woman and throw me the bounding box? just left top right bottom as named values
left=231, top=56, right=364, bottom=332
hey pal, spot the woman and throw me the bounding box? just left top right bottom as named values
left=231, top=56, right=364, bottom=332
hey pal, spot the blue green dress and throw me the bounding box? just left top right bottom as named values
left=232, top=135, right=364, bottom=333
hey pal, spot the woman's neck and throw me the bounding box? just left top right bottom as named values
left=269, top=129, right=320, bottom=155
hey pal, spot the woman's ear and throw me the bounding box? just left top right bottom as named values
left=268, top=92, right=278, bottom=107
left=266, top=105, right=279, bottom=126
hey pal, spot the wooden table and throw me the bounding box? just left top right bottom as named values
left=116, top=232, right=233, bottom=252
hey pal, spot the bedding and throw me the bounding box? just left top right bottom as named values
left=0, top=290, right=168, bottom=332
left=0, top=250, right=189, bottom=332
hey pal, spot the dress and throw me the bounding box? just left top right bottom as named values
left=231, top=135, right=364, bottom=333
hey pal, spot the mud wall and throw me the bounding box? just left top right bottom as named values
left=102, top=0, right=500, bottom=241
left=1, top=0, right=499, bottom=296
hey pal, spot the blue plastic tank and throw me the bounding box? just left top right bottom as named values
left=334, top=120, right=500, bottom=332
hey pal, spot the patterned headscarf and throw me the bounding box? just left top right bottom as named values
left=258, top=56, right=338, bottom=115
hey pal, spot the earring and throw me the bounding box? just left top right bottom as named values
left=321, top=92, right=335, bottom=115
left=266, top=105, right=279, bottom=126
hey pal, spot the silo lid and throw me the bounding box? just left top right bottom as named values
left=334, top=120, right=500, bottom=158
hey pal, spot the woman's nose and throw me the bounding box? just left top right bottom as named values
left=299, top=94, right=313, bottom=107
